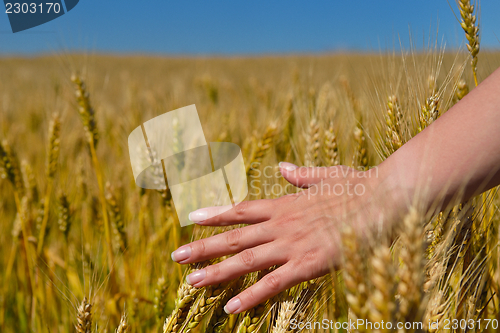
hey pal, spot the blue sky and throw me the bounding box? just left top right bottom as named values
left=1, top=0, right=499, bottom=55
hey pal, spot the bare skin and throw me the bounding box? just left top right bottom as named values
left=171, top=67, right=500, bottom=314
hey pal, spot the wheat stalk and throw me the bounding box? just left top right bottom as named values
left=277, top=94, right=295, bottom=161
left=3, top=195, right=29, bottom=313
left=71, top=74, right=115, bottom=283
left=36, top=112, right=61, bottom=255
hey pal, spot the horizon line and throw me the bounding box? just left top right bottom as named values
left=2, top=48, right=500, bottom=59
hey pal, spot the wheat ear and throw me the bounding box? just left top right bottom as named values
left=205, top=278, right=245, bottom=333
left=71, top=75, right=99, bottom=145
left=234, top=302, right=267, bottom=333
left=458, top=0, right=480, bottom=86
left=21, top=159, right=38, bottom=203
left=246, top=123, right=277, bottom=177
left=368, top=246, right=395, bottom=333
left=57, top=192, right=71, bottom=239
left=163, top=283, right=200, bottom=333
left=418, top=94, right=439, bottom=132
left=75, top=297, right=93, bottom=333
left=455, top=79, right=469, bottom=101
left=116, top=313, right=129, bottom=333
left=183, top=282, right=235, bottom=332
left=397, top=208, right=424, bottom=323
left=163, top=263, right=209, bottom=333
left=154, top=277, right=169, bottom=323
left=385, top=95, right=403, bottom=155
left=0, top=139, right=24, bottom=195
left=324, top=120, right=340, bottom=166
left=341, top=225, right=368, bottom=332
left=305, top=117, right=320, bottom=167
left=271, top=301, right=295, bottom=333
left=353, top=122, right=368, bottom=169
left=105, top=182, right=127, bottom=254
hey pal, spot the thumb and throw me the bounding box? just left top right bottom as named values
left=279, top=162, right=341, bottom=188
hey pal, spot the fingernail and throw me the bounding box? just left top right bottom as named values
left=171, top=245, right=191, bottom=262
left=189, top=209, right=208, bottom=222
left=186, top=269, right=206, bottom=285
left=224, top=297, right=241, bottom=314
left=279, top=162, right=298, bottom=172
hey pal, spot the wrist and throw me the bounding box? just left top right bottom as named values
left=365, top=161, right=413, bottom=229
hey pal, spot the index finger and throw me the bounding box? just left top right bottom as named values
left=188, top=199, right=277, bottom=226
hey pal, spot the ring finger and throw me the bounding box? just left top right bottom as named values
left=185, top=242, right=286, bottom=287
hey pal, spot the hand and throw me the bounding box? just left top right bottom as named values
left=170, top=162, right=397, bottom=314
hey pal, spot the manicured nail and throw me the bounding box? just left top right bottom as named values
left=224, top=297, right=241, bottom=314
left=171, top=245, right=191, bottom=262
left=189, top=209, right=208, bottom=222
left=279, top=162, right=298, bottom=172
left=186, top=269, right=206, bottom=285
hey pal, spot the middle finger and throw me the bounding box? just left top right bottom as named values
left=171, top=224, right=274, bottom=264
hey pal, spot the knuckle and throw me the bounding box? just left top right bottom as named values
left=234, top=201, right=249, bottom=220
left=294, top=251, right=320, bottom=279
left=225, top=228, right=242, bottom=249
left=290, top=231, right=303, bottom=243
left=239, top=249, right=255, bottom=267
left=273, top=209, right=305, bottom=228
left=273, top=216, right=289, bottom=228
left=296, top=249, right=318, bottom=267
left=263, top=273, right=280, bottom=291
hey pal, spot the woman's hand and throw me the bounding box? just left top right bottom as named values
left=171, top=162, right=401, bottom=314
left=170, top=66, right=500, bottom=315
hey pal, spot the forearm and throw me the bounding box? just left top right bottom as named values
left=379, top=67, right=500, bottom=212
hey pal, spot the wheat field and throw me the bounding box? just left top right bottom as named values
left=2, top=3, right=500, bottom=332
